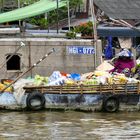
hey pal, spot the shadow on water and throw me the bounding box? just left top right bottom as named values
left=0, top=111, right=140, bottom=140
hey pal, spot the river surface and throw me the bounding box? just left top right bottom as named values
left=0, top=111, right=140, bottom=140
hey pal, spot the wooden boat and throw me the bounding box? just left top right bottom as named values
left=20, top=82, right=140, bottom=112
left=0, top=48, right=139, bottom=112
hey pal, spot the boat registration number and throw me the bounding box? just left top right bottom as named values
left=67, top=46, right=95, bottom=55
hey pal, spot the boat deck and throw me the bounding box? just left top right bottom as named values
left=23, top=83, right=140, bottom=94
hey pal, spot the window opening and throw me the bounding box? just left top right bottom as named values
left=6, top=54, right=21, bottom=70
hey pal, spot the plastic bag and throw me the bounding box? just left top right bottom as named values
left=69, top=73, right=81, bottom=81
left=48, top=71, right=62, bottom=83
left=48, top=77, right=66, bottom=86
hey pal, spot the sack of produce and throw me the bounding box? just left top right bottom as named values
left=81, top=72, right=94, bottom=80
left=97, top=76, right=108, bottom=84
left=34, top=75, right=49, bottom=86
left=114, top=74, right=128, bottom=84
left=96, top=61, right=114, bottom=71
left=1, top=79, right=13, bottom=85
left=65, top=79, right=75, bottom=85
left=83, top=78, right=98, bottom=85
left=94, top=70, right=110, bottom=77
left=107, top=74, right=128, bottom=84
left=0, top=83, right=13, bottom=93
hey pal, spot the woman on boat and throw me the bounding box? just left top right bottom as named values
left=109, top=48, right=136, bottom=77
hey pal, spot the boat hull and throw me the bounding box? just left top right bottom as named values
left=1, top=92, right=140, bottom=112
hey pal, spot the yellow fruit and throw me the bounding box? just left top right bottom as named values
left=0, top=83, right=13, bottom=92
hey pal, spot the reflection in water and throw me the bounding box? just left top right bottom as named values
left=0, top=111, right=140, bottom=140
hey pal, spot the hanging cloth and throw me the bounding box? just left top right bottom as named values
left=105, top=36, right=113, bottom=59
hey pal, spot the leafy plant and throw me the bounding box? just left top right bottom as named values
left=69, top=0, right=83, bottom=9
left=16, top=0, right=84, bottom=29
left=66, top=31, right=76, bottom=39
left=19, top=0, right=39, bottom=6
left=74, top=21, right=94, bottom=36
left=39, top=18, right=48, bottom=28
left=30, top=17, right=48, bottom=28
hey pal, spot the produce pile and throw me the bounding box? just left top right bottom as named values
left=28, top=70, right=139, bottom=87
left=0, top=79, right=13, bottom=92
left=2, top=60, right=140, bottom=93
left=0, top=70, right=139, bottom=93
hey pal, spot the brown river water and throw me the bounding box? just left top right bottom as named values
left=0, top=111, right=140, bottom=140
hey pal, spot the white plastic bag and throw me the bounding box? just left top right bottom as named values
left=48, top=71, right=62, bottom=83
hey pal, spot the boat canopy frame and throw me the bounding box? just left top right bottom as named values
left=0, top=0, right=66, bottom=24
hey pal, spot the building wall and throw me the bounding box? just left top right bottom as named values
left=0, top=38, right=102, bottom=79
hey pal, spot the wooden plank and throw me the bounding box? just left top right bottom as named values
left=24, top=82, right=140, bottom=95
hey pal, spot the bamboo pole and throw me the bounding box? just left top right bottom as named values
left=56, top=0, right=59, bottom=33
left=67, top=0, right=70, bottom=31
left=110, top=18, right=140, bottom=32
left=90, top=0, right=97, bottom=69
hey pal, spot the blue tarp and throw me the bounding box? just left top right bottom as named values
left=104, top=36, right=113, bottom=59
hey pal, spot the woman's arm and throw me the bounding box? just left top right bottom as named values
left=109, top=60, right=119, bottom=73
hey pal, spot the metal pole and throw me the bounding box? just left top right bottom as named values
left=2, top=0, right=4, bottom=12
left=90, top=0, right=97, bottom=69
left=45, top=12, right=50, bottom=33
left=86, top=0, right=89, bottom=15
left=56, top=0, right=59, bottom=33
left=47, top=12, right=50, bottom=33
left=67, top=0, right=70, bottom=31
left=28, top=42, right=32, bottom=77
left=18, top=0, right=21, bottom=27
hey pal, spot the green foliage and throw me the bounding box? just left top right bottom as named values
left=66, top=31, right=76, bottom=39
left=20, top=0, right=84, bottom=29
left=83, top=79, right=98, bottom=85
left=30, top=17, right=48, bottom=28
left=48, top=0, right=83, bottom=25
left=74, top=21, right=94, bottom=36
left=19, top=0, right=39, bottom=6
left=69, top=0, right=83, bottom=9
left=39, top=18, right=48, bottom=28
left=137, top=63, right=140, bottom=68
left=66, top=21, right=95, bottom=39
